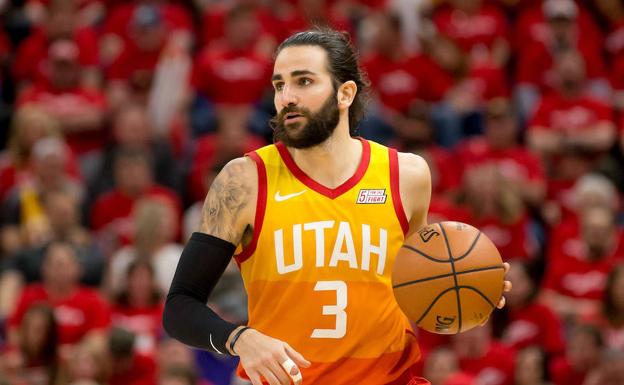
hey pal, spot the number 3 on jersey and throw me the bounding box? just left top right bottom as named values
left=311, top=280, right=347, bottom=339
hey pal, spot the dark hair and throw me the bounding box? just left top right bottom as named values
left=603, top=264, right=624, bottom=325
left=20, top=304, right=59, bottom=365
left=275, top=28, right=371, bottom=133
left=160, top=366, right=198, bottom=385
left=115, top=259, right=162, bottom=307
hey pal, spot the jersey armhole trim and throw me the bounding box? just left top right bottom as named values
left=234, top=151, right=267, bottom=264
left=389, top=148, right=409, bottom=236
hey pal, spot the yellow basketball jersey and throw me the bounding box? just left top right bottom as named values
left=235, top=138, right=420, bottom=384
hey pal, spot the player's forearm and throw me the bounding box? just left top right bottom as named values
left=162, top=232, right=240, bottom=354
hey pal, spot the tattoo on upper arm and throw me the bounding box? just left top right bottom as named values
left=200, top=162, right=251, bottom=243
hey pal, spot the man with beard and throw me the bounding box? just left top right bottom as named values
left=163, top=29, right=510, bottom=385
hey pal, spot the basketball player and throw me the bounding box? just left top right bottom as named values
left=163, top=29, right=511, bottom=385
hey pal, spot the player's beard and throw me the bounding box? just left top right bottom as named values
left=271, top=94, right=340, bottom=149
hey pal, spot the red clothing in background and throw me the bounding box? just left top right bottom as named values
left=544, top=225, right=624, bottom=300
left=433, top=4, right=509, bottom=56
left=459, top=342, right=515, bottom=385
left=503, top=302, right=566, bottom=356
left=363, top=54, right=449, bottom=112
left=9, top=284, right=110, bottom=345
left=192, top=43, right=271, bottom=105
left=529, top=94, right=613, bottom=133
left=16, top=84, right=107, bottom=155
left=13, top=27, right=99, bottom=85
left=112, top=303, right=164, bottom=356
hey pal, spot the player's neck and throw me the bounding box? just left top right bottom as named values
left=287, top=123, right=363, bottom=189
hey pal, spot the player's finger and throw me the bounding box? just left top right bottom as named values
left=280, top=358, right=302, bottom=385
left=497, top=295, right=506, bottom=309
left=285, top=343, right=311, bottom=368
left=504, top=280, right=512, bottom=292
left=248, top=371, right=263, bottom=385
left=503, top=262, right=510, bottom=273
left=267, top=359, right=292, bottom=385
left=259, top=366, right=282, bottom=385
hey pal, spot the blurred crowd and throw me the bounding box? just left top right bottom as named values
left=0, top=0, right=623, bottom=384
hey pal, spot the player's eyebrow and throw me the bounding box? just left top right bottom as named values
left=271, top=70, right=317, bottom=82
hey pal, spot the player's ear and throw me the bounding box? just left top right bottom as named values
left=337, top=80, right=357, bottom=109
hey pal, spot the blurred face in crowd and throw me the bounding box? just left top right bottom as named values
left=12, top=108, right=57, bottom=156
left=451, top=0, right=482, bottom=13
left=485, top=102, right=517, bottom=149
left=113, top=106, right=152, bottom=147
left=555, top=50, right=586, bottom=91
left=452, top=321, right=491, bottom=359
left=581, top=206, right=615, bottom=260
left=271, top=45, right=341, bottom=148
left=607, top=266, right=624, bottom=314
left=20, top=306, right=55, bottom=360
left=46, top=7, right=76, bottom=39
left=369, top=13, right=401, bottom=52
left=157, top=339, right=195, bottom=370
left=114, top=155, right=152, bottom=196
left=505, top=262, right=534, bottom=308
left=567, top=327, right=602, bottom=371
left=595, top=0, right=624, bottom=19
left=68, top=343, right=107, bottom=383
left=42, top=243, right=81, bottom=289
left=515, top=347, right=547, bottom=385
left=127, top=263, right=157, bottom=305
left=423, top=348, right=459, bottom=385
left=44, top=191, right=79, bottom=234
left=224, top=7, right=259, bottom=49
left=430, top=36, right=465, bottom=75
left=32, top=139, right=68, bottom=188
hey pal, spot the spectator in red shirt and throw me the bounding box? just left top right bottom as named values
left=494, top=260, right=565, bottom=357
left=102, top=0, right=193, bottom=66
left=89, top=103, right=180, bottom=199
left=426, top=34, right=508, bottom=147
left=515, top=0, right=609, bottom=120
left=187, top=105, right=266, bottom=202
left=461, top=163, right=534, bottom=261
left=17, top=39, right=108, bottom=160
left=433, top=0, right=510, bottom=67
left=192, top=4, right=272, bottom=106
left=13, top=1, right=99, bottom=90
left=0, top=304, right=60, bottom=385
left=278, top=0, right=352, bottom=42
left=514, top=346, right=553, bottom=385
left=1, top=137, right=85, bottom=257
left=451, top=322, right=516, bottom=385
left=550, top=325, right=603, bottom=385
left=0, top=106, right=77, bottom=204
left=107, top=327, right=157, bottom=385
left=107, top=4, right=188, bottom=112
left=541, top=205, right=624, bottom=320
left=111, top=260, right=164, bottom=357
left=422, top=347, right=475, bottom=385
left=584, top=264, right=624, bottom=351
left=90, top=148, right=181, bottom=254
left=528, top=49, right=616, bottom=180
left=160, top=367, right=201, bottom=385
left=457, top=98, right=546, bottom=209
left=358, top=12, right=447, bottom=143
left=8, top=242, right=111, bottom=349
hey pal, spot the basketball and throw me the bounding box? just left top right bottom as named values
left=392, top=221, right=504, bottom=334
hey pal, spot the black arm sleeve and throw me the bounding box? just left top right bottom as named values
left=163, top=232, right=239, bottom=355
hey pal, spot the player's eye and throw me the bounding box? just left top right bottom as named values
left=274, top=82, right=284, bottom=91
left=298, top=77, right=312, bottom=86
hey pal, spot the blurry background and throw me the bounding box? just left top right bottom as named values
left=0, top=0, right=623, bottom=384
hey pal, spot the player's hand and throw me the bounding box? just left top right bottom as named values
left=496, top=262, right=512, bottom=309
left=232, top=328, right=311, bottom=385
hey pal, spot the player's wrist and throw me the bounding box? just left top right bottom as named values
left=226, top=325, right=252, bottom=356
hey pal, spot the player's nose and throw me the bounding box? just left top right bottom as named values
left=279, top=84, right=298, bottom=107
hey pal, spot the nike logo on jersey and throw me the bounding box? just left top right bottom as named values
left=274, top=190, right=307, bottom=202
